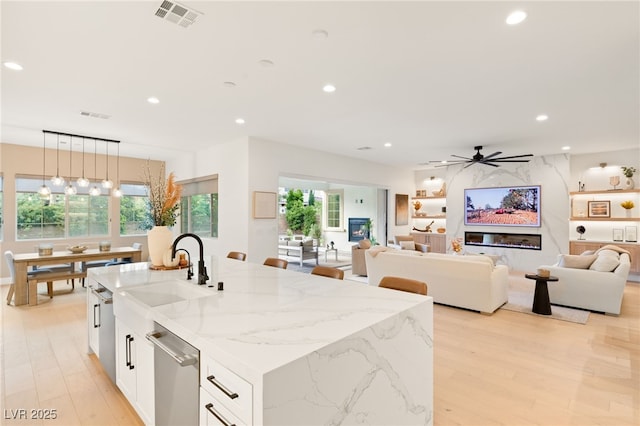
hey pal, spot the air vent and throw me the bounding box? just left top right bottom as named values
left=80, top=111, right=111, bottom=120
left=357, top=146, right=373, bottom=151
left=155, top=1, right=202, bottom=28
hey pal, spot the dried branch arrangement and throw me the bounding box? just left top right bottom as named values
left=143, top=162, right=183, bottom=226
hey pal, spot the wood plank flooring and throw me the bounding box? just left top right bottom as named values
left=1, top=273, right=638, bottom=425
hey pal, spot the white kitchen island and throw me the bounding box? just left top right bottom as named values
left=88, top=257, right=433, bottom=425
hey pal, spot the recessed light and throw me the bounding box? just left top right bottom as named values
left=536, top=114, right=548, bottom=121
left=147, top=97, right=160, bottom=104
left=3, top=61, right=23, bottom=71
left=384, top=142, right=392, bottom=148
left=562, top=146, right=571, bottom=151
left=312, top=29, right=329, bottom=39
left=223, top=81, right=236, bottom=88
left=235, top=118, right=245, bottom=125
left=323, top=84, right=336, bottom=93
left=258, top=59, right=274, bottom=67
left=506, top=11, right=527, bottom=25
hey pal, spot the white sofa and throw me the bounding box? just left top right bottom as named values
left=365, top=249, right=509, bottom=314
left=538, top=249, right=630, bottom=315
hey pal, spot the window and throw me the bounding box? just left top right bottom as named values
left=179, top=176, right=218, bottom=238
left=119, top=183, right=149, bottom=235
left=16, top=176, right=109, bottom=240
left=325, top=189, right=344, bottom=230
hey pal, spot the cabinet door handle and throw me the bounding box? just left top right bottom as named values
left=206, top=375, right=238, bottom=399
left=204, top=403, right=236, bottom=426
left=128, top=335, right=135, bottom=370
left=93, top=304, right=100, bottom=328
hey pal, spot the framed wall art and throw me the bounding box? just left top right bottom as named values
left=612, top=228, right=623, bottom=242
left=253, top=191, right=277, bottom=219
left=395, top=194, right=409, bottom=225
left=625, top=226, right=637, bottom=242
left=587, top=201, right=610, bottom=218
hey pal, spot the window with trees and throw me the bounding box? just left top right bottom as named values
left=16, top=176, right=109, bottom=240
left=179, top=176, right=218, bottom=238
left=119, top=183, right=149, bottom=235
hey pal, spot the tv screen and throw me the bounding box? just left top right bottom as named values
left=465, top=185, right=541, bottom=227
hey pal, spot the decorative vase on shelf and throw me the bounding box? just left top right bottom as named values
left=624, top=177, right=635, bottom=190
left=147, top=226, right=173, bottom=266
left=626, top=209, right=633, bottom=218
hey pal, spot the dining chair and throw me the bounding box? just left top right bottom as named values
left=379, top=276, right=428, bottom=295
left=32, top=244, right=76, bottom=288
left=227, top=251, right=247, bottom=261
left=5, top=251, right=54, bottom=305
left=264, top=257, right=288, bottom=269
left=311, top=265, right=344, bottom=280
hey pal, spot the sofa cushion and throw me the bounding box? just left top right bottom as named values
left=559, top=254, right=597, bottom=269
left=589, top=254, right=620, bottom=272
left=358, top=239, right=372, bottom=249
left=399, top=240, right=415, bottom=250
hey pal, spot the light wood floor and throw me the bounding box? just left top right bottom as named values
left=1, top=274, right=638, bottom=425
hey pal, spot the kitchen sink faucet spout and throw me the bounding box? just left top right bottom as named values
left=172, top=233, right=209, bottom=285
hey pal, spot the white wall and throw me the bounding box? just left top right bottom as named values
left=166, top=137, right=413, bottom=264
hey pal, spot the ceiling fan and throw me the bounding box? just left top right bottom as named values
left=432, top=146, right=533, bottom=168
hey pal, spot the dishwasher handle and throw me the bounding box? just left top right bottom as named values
left=145, top=331, right=198, bottom=367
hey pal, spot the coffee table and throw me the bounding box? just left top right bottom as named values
left=525, top=273, right=559, bottom=315
left=325, top=247, right=338, bottom=262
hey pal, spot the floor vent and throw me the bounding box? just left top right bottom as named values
left=80, top=111, right=111, bottom=120
left=155, top=0, right=202, bottom=28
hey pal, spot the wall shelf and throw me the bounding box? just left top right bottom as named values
left=570, top=189, right=639, bottom=196
left=412, top=215, right=446, bottom=219
left=570, top=216, right=640, bottom=221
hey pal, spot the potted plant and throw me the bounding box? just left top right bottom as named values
left=143, top=163, right=183, bottom=266
left=621, top=166, right=636, bottom=189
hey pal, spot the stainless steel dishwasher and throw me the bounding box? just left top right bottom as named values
left=146, top=322, right=200, bottom=426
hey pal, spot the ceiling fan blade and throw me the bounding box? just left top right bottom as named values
left=491, top=153, right=533, bottom=161
left=451, top=154, right=472, bottom=160
left=490, top=159, right=533, bottom=163
left=478, top=151, right=502, bottom=162
left=463, top=161, right=499, bottom=169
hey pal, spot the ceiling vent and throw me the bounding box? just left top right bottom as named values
left=155, top=1, right=202, bottom=28
left=80, top=111, right=111, bottom=120
left=357, top=146, right=373, bottom=151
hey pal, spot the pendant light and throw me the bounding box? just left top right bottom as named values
left=50, top=133, right=65, bottom=186
left=64, top=135, right=77, bottom=195
left=89, top=138, right=101, bottom=196
left=77, top=137, right=90, bottom=187
left=38, top=132, right=51, bottom=199
left=112, top=142, right=122, bottom=198
left=101, top=141, right=113, bottom=188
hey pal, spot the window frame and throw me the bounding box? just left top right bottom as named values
left=324, top=189, right=344, bottom=231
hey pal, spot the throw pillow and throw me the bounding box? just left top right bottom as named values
left=359, top=239, right=372, bottom=249
left=558, top=254, right=597, bottom=269
left=589, top=255, right=620, bottom=272
left=580, top=250, right=595, bottom=256
left=399, top=241, right=415, bottom=250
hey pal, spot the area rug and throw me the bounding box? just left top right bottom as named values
left=281, top=255, right=352, bottom=274
left=501, top=291, right=590, bottom=324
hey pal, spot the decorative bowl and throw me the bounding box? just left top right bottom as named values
left=436, top=228, right=446, bottom=234
left=38, top=244, right=53, bottom=256
left=99, top=241, right=111, bottom=252
left=68, top=245, right=87, bottom=254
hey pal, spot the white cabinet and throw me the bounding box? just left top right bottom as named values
left=116, top=319, right=154, bottom=425
left=87, top=283, right=100, bottom=355
left=199, top=354, right=252, bottom=426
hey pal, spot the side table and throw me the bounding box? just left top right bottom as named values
left=325, top=247, right=338, bottom=262
left=524, top=273, right=559, bottom=315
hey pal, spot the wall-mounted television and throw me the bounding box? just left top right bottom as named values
left=465, top=185, right=541, bottom=227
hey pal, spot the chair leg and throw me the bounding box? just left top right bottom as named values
left=6, top=284, right=15, bottom=305
left=47, top=281, right=53, bottom=298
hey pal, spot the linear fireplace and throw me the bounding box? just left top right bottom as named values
left=465, top=231, right=541, bottom=250
left=348, top=218, right=370, bottom=242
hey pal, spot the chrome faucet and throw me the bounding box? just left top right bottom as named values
left=172, top=233, right=209, bottom=285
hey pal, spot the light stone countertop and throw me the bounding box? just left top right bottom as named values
left=89, top=257, right=432, bottom=384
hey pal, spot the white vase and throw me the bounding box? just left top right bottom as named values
left=147, top=226, right=173, bottom=266
left=624, top=177, right=635, bottom=189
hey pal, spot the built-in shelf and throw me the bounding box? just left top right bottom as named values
left=411, top=196, right=446, bottom=200
left=570, top=189, right=639, bottom=196
left=570, top=216, right=640, bottom=221
left=412, top=215, right=446, bottom=219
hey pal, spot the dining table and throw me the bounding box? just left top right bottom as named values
left=11, top=247, right=142, bottom=306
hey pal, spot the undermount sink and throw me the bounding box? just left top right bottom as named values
left=124, top=280, right=213, bottom=307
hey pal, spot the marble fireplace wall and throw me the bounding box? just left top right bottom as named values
left=445, top=154, right=570, bottom=271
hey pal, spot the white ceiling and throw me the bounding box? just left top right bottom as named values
left=1, top=1, right=638, bottom=169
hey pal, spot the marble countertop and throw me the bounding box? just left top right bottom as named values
left=89, top=257, right=432, bottom=383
